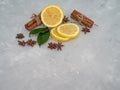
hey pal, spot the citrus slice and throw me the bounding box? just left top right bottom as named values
left=41, top=4, right=64, bottom=28
left=50, top=28, right=69, bottom=42
left=57, top=23, right=80, bottom=38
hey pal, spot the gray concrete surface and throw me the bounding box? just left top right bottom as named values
left=0, top=0, right=120, bottom=90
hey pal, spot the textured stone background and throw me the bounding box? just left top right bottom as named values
left=0, top=0, right=120, bottom=90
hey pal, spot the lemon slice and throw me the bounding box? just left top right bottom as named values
left=41, top=4, right=64, bottom=28
left=50, top=28, right=70, bottom=42
left=57, top=23, right=80, bottom=38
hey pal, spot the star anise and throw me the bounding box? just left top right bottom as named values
left=56, top=42, right=64, bottom=51
left=82, top=27, right=90, bottom=34
left=48, top=42, right=57, bottom=50
left=18, top=40, right=26, bottom=46
left=63, top=16, right=69, bottom=23
left=26, top=39, right=36, bottom=47
left=16, top=33, right=24, bottom=39
left=48, top=42, right=64, bottom=51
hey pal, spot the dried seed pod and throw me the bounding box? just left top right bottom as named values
left=16, top=33, right=24, bottom=39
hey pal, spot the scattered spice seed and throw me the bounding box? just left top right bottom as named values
left=16, top=33, right=24, bottom=39
left=26, top=39, right=36, bottom=47
left=18, top=40, right=26, bottom=46
left=82, top=27, right=90, bottom=34
left=48, top=42, right=64, bottom=51
left=63, top=16, right=69, bottom=23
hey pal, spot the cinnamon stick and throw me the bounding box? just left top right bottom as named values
left=25, top=15, right=42, bottom=31
left=71, top=10, right=94, bottom=28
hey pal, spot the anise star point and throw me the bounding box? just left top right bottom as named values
left=18, top=40, right=26, bottom=46
left=26, top=39, right=36, bottom=47
left=63, top=16, right=69, bottom=23
left=82, top=27, right=90, bottom=34
left=56, top=42, right=64, bottom=51
left=16, top=33, right=24, bottom=39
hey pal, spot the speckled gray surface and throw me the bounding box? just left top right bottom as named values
left=0, top=0, right=120, bottom=90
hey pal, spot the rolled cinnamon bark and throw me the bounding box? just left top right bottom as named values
left=27, top=19, right=36, bottom=27
left=71, top=10, right=94, bottom=28
left=25, top=15, right=42, bottom=31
